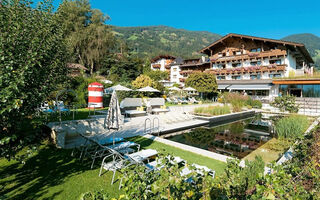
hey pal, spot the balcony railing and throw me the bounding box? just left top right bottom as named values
left=206, top=64, right=287, bottom=75
left=210, top=49, right=287, bottom=63
left=179, top=78, right=186, bottom=82
left=152, top=64, right=161, bottom=68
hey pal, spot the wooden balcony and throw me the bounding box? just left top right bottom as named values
left=165, top=65, right=171, bottom=69
left=179, top=78, right=186, bottom=82
left=180, top=70, right=201, bottom=75
left=152, top=64, right=161, bottom=69
left=210, top=49, right=287, bottom=63
left=206, top=64, right=287, bottom=75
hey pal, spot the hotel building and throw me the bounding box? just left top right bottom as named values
left=151, top=33, right=319, bottom=99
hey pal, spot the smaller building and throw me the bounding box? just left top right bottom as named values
left=150, top=55, right=176, bottom=71
left=67, top=63, right=88, bottom=77
left=273, top=78, right=320, bottom=97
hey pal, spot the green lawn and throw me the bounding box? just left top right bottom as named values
left=0, top=137, right=226, bottom=200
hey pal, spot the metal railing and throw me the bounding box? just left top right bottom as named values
left=144, top=117, right=160, bottom=135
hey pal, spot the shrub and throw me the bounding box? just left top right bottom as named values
left=271, top=95, right=299, bottom=113
left=230, top=99, right=245, bottom=112
left=194, top=105, right=231, bottom=116
left=247, top=98, right=262, bottom=108
left=275, top=115, right=309, bottom=139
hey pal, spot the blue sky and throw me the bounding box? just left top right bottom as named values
left=52, top=0, right=320, bottom=39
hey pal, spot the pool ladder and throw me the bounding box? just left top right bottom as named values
left=144, top=117, right=160, bottom=136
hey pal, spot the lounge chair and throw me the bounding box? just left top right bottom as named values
left=120, top=98, right=146, bottom=118
left=99, top=152, right=134, bottom=186
left=188, top=97, right=199, bottom=104
left=54, top=101, right=70, bottom=112
left=149, top=98, right=170, bottom=114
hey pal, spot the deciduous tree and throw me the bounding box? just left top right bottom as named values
left=0, top=0, right=69, bottom=159
left=185, top=72, right=217, bottom=93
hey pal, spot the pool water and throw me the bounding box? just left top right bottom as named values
left=166, top=114, right=275, bottom=159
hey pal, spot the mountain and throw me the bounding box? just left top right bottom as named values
left=282, top=33, right=320, bottom=57
left=112, top=25, right=221, bottom=59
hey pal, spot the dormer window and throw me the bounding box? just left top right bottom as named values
left=235, top=51, right=242, bottom=55
left=250, top=48, right=261, bottom=53
left=218, top=53, right=223, bottom=58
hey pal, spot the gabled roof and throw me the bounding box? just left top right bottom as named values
left=200, top=33, right=313, bottom=63
left=151, top=55, right=176, bottom=63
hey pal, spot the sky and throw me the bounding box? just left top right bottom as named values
left=52, top=0, right=320, bottom=39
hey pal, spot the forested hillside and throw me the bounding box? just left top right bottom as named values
left=112, top=25, right=221, bottom=58
left=282, top=33, right=320, bottom=67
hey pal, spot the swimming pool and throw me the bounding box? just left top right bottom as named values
left=166, top=114, right=275, bottom=159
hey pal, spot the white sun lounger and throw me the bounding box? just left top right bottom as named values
left=107, top=141, right=140, bottom=152
left=125, top=149, right=158, bottom=163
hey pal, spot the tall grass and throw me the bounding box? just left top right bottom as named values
left=275, top=115, right=309, bottom=139
left=194, top=105, right=231, bottom=116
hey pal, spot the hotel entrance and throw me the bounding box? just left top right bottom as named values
left=289, top=88, right=302, bottom=97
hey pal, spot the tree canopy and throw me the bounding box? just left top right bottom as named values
left=185, top=72, right=217, bottom=93
left=57, top=0, right=116, bottom=74
left=0, top=0, right=69, bottom=159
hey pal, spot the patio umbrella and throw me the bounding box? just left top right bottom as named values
left=104, top=90, right=122, bottom=145
left=137, top=86, right=159, bottom=92
left=105, top=84, right=132, bottom=94
left=183, top=87, right=197, bottom=91
left=169, top=86, right=181, bottom=91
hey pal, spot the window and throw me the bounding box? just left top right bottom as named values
left=231, top=75, right=241, bottom=80
left=250, top=74, right=261, bottom=80
left=256, top=90, right=268, bottom=96
left=217, top=64, right=226, bottom=69
left=217, top=76, right=226, bottom=80
left=173, top=68, right=177, bottom=72
left=250, top=48, right=261, bottom=52
left=218, top=53, right=223, bottom=57
left=232, top=63, right=242, bottom=67
left=269, top=73, right=281, bottom=78
left=173, top=75, right=177, bottom=79
left=270, top=59, right=281, bottom=65
left=250, top=61, right=261, bottom=66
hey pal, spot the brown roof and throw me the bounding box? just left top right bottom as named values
left=67, top=63, right=88, bottom=71
left=151, top=55, right=176, bottom=63
left=200, top=33, right=313, bottom=63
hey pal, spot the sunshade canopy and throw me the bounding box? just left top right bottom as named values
left=183, top=87, right=197, bottom=91
left=105, top=84, right=132, bottom=93
left=169, top=86, right=181, bottom=91
left=137, top=86, right=159, bottom=92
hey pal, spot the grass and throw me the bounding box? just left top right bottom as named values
left=45, top=108, right=108, bottom=122
left=275, top=115, right=309, bottom=139
left=0, top=137, right=226, bottom=200
left=194, top=105, right=231, bottom=116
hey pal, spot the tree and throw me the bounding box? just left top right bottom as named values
left=100, top=54, right=144, bottom=83
left=0, top=0, right=69, bottom=159
left=185, top=72, right=217, bottom=93
left=57, top=0, right=116, bottom=74
left=132, top=75, right=154, bottom=89
left=144, top=70, right=169, bottom=81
